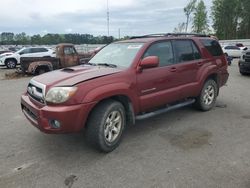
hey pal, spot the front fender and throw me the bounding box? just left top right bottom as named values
left=82, top=82, right=139, bottom=113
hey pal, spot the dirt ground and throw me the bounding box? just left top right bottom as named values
left=0, top=60, right=250, bottom=188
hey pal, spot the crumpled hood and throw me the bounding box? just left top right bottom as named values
left=33, top=65, right=123, bottom=87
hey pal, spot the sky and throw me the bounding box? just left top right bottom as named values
left=0, top=0, right=212, bottom=37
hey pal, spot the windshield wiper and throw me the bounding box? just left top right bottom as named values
left=97, top=63, right=117, bottom=68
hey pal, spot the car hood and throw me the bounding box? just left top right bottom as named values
left=33, top=65, right=123, bottom=87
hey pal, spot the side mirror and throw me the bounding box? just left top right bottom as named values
left=140, top=56, right=159, bottom=69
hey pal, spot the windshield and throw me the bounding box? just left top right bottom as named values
left=15, top=48, right=25, bottom=54
left=89, top=43, right=144, bottom=68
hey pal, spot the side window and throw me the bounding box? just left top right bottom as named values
left=191, top=42, right=201, bottom=59
left=143, top=41, right=174, bottom=67
left=64, top=47, right=76, bottom=55
left=200, top=39, right=223, bottom=56
left=19, top=48, right=31, bottom=55
left=35, top=48, right=48, bottom=52
left=30, top=48, right=38, bottom=53
left=173, top=40, right=196, bottom=62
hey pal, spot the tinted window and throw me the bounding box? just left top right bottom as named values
left=200, top=39, right=223, bottom=56
left=19, top=48, right=31, bottom=55
left=173, top=40, right=198, bottom=62
left=37, top=48, right=48, bottom=52
left=192, top=42, right=201, bottom=59
left=225, top=46, right=240, bottom=50
left=143, top=41, right=174, bottom=67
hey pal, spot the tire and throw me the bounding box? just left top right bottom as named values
left=6, top=59, right=17, bottom=69
left=86, top=100, right=126, bottom=152
left=195, top=79, right=218, bottom=111
left=240, top=71, right=247, bottom=75
left=37, top=68, right=46, bottom=75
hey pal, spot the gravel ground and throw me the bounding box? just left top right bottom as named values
left=0, top=60, right=250, bottom=188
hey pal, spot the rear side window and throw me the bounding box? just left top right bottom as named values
left=173, top=40, right=201, bottom=62
left=200, top=39, right=223, bottom=56
left=38, top=48, right=49, bottom=52
left=143, top=41, right=174, bottom=67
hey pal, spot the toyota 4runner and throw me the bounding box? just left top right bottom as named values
left=21, top=33, right=229, bottom=152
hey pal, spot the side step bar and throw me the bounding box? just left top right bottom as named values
left=135, top=99, right=195, bottom=120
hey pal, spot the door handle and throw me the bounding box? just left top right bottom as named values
left=197, top=62, right=203, bottom=66
left=170, top=67, right=177, bottom=72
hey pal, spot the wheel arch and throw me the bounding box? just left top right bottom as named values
left=86, top=94, right=136, bottom=128
left=28, top=61, right=53, bottom=75
left=4, top=58, right=17, bottom=65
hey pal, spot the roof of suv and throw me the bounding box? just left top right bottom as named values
left=119, top=33, right=215, bottom=43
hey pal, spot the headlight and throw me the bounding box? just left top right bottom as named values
left=45, top=87, right=77, bottom=103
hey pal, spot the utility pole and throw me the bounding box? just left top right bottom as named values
left=118, top=28, right=120, bottom=39
left=107, top=0, right=110, bottom=36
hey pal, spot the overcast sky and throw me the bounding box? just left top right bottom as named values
left=0, top=0, right=212, bottom=37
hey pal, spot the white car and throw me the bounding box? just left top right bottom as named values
left=0, top=47, right=55, bottom=69
left=222, top=45, right=243, bottom=58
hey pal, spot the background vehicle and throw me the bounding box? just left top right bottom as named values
left=222, top=45, right=243, bottom=58
left=21, top=33, right=228, bottom=152
left=0, top=50, right=13, bottom=55
left=239, top=50, right=250, bottom=75
left=20, top=43, right=102, bottom=75
left=0, top=52, right=14, bottom=67
left=236, top=43, right=248, bottom=51
left=0, top=47, right=55, bottom=69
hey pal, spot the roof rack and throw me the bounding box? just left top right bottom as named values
left=130, top=33, right=210, bottom=39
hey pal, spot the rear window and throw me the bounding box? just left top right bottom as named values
left=200, top=39, right=223, bottom=56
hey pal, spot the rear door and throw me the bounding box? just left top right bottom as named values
left=172, top=39, right=203, bottom=98
left=136, top=41, right=181, bottom=112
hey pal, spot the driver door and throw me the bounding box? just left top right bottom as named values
left=136, top=41, right=181, bottom=112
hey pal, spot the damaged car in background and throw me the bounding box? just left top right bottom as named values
left=20, top=43, right=103, bottom=75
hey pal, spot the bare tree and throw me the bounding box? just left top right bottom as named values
left=184, top=0, right=197, bottom=32
left=173, top=22, right=186, bottom=33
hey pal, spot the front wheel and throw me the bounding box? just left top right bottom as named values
left=86, top=100, right=126, bottom=152
left=6, top=59, right=17, bottom=69
left=195, top=79, right=218, bottom=111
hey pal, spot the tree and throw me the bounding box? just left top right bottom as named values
left=14, top=32, right=29, bottom=45
left=211, top=0, right=240, bottom=39
left=173, top=22, right=186, bottom=33
left=0, top=32, right=14, bottom=44
left=192, top=0, right=209, bottom=33
left=238, top=0, right=250, bottom=38
left=184, top=0, right=197, bottom=32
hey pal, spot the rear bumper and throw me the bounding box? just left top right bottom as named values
left=21, top=93, right=96, bottom=134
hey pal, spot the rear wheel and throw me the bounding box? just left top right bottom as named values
left=86, top=100, right=126, bottom=152
left=37, top=68, right=46, bottom=75
left=6, top=59, right=17, bottom=69
left=195, top=79, right=218, bottom=111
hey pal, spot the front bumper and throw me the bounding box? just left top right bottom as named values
left=239, top=60, right=250, bottom=73
left=21, top=93, right=97, bottom=134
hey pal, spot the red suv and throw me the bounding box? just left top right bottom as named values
left=21, top=33, right=229, bottom=152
